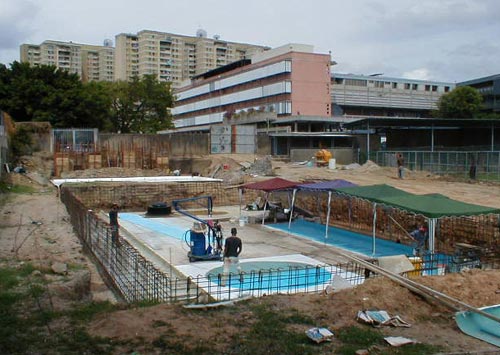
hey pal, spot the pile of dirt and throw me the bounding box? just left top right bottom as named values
left=87, top=270, right=500, bottom=352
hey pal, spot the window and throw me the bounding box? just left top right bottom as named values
left=392, top=82, right=398, bottom=89
left=334, top=78, right=344, bottom=84
left=345, top=79, right=367, bottom=86
left=404, top=83, right=411, bottom=90
left=412, top=84, right=418, bottom=90
left=425, top=85, right=431, bottom=91
left=444, top=86, right=450, bottom=92
left=432, top=85, right=438, bottom=92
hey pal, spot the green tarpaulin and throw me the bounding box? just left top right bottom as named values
left=336, top=184, right=500, bottom=218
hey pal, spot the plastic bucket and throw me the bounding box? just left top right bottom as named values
left=328, top=158, right=336, bottom=170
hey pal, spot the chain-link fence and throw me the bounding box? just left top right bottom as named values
left=374, top=150, right=500, bottom=181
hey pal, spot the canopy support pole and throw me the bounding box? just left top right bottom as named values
left=238, top=188, right=242, bottom=220
left=261, top=192, right=269, bottom=225
left=428, top=218, right=437, bottom=254
left=288, top=189, right=297, bottom=231
left=325, top=191, right=332, bottom=243
left=372, top=203, right=377, bottom=256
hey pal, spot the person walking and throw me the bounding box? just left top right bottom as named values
left=396, top=153, right=405, bottom=179
left=221, top=227, right=242, bottom=286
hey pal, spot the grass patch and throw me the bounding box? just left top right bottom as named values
left=226, top=303, right=319, bottom=355
left=335, top=325, right=442, bottom=355
left=151, top=335, right=213, bottom=354
left=0, top=182, right=37, bottom=194
left=68, top=301, right=120, bottom=322
left=0, top=263, right=119, bottom=354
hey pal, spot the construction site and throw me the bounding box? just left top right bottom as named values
left=2, top=140, right=500, bottom=354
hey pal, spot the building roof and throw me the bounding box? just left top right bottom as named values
left=343, top=117, right=500, bottom=129
left=459, top=73, right=500, bottom=86
left=192, top=59, right=251, bottom=80
left=332, top=72, right=454, bottom=86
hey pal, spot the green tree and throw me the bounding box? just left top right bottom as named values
left=435, top=86, right=484, bottom=118
left=107, top=75, right=174, bottom=133
left=0, top=62, right=111, bottom=129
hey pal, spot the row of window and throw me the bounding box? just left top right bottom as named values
left=334, top=78, right=451, bottom=92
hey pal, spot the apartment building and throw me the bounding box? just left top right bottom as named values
left=114, top=29, right=268, bottom=87
left=172, top=44, right=332, bottom=129
left=20, top=40, right=115, bottom=82
left=331, top=73, right=455, bottom=117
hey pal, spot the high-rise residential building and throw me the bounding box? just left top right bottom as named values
left=20, top=40, right=115, bottom=82
left=114, top=29, right=269, bottom=88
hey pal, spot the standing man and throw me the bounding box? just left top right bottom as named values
left=221, top=227, right=242, bottom=286
left=396, top=153, right=405, bottom=179
left=410, top=225, right=428, bottom=256
left=109, top=203, right=120, bottom=245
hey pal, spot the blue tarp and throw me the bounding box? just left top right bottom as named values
left=296, top=179, right=357, bottom=191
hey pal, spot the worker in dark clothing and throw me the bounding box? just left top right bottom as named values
left=410, top=225, right=428, bottom=256
left=396, top=153, right=405, bottom=179
left=109, top=203, right=120, bottom=245
left=221, top=227, right=242, bottom=286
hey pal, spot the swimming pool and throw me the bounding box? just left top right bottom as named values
left=119, top=212, right=187, bottom=240
left=206, top=261, right=332, bottom=290
left=266, top=219, right=414, bottom=258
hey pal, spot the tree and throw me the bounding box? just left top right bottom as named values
left=435, top=86, right=484, bottom=118
left=0, top=62, right=111, bottom=129
left=107, top=75, right=174, bottom=133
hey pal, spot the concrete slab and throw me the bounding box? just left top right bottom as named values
left=378, top=255, right=415, bottom=274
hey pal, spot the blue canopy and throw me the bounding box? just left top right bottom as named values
left=296, top=179, right=357, bottom=191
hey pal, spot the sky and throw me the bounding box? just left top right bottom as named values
left=1, top=0, right=499, bottom=83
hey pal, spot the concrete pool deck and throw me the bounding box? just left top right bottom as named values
left=116, top=205, right=373, bottom=280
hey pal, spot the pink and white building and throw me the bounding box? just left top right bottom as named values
left=171, top=44, right=332, bottom=130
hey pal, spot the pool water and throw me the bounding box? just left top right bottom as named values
left=207, top=261, right=332, bottom=290
left=119, top=213, right=187, bottom=240
left=267, top=219, right=414, bottom=257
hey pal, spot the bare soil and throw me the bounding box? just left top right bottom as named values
left=2, top=152, right=500, bottom=353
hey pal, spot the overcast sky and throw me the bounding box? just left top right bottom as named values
left=1, top=0, right=499, bottom=83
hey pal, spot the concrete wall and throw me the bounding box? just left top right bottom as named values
left=290, top=52, right=331, bottom=117
left=64, top=180, right=245, bottom=210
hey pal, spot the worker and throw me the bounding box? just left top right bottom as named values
left=221, top=227, right=243, bottom=286
left=109, top=203, right=120, bottom=245
left=396, top=153, right=405, bottom=179
left=410, top=225, right=428, bottom=256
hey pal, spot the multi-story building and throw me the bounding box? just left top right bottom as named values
left=458, top=74, right=500, bottom=113
left=20, top=40, right=115, bottom=82
left=172, top=44, right=332, bottom=130
left=331, top=73, right=455, bottom=117
left=114, top=29, right=268, bottom=87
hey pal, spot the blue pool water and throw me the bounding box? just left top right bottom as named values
left=267, top=219, right=414, bottom=258
left=119, top=213, right=188, bottom=240
left=207, top=261, right=332, bottom=290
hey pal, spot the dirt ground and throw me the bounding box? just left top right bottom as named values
left=2, top=152, right=500, bottom=353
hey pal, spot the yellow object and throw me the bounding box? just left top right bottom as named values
left=408, top=257, right=423, bottom=277
left=315, top=149, right=332, bottom=166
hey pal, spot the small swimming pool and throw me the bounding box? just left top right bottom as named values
left=206, top=261, right=332, bottom=291
left=267, top=219, right=414, bottom=257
